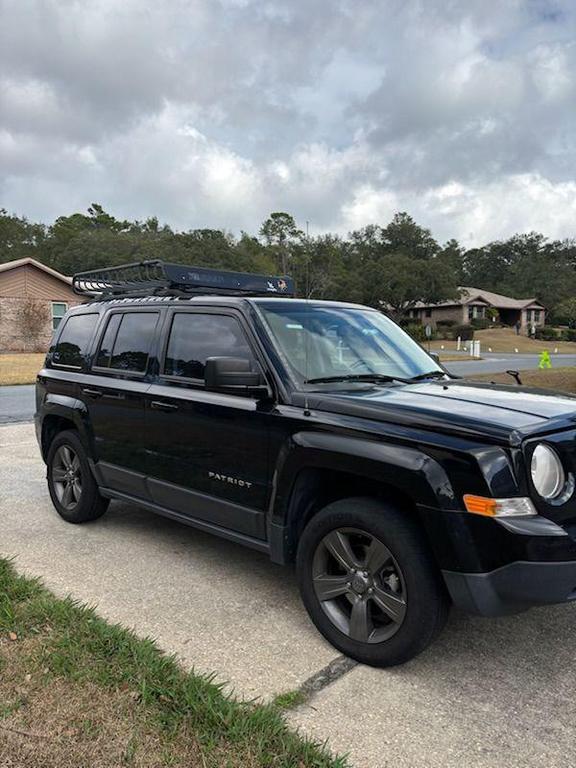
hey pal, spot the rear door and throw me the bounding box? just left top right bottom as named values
left=81, top=307, right=161, bottom=498
left=144, top=307, right=273, bottom=539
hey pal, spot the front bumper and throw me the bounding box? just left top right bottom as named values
left=443, top=560, right=576, bottom=616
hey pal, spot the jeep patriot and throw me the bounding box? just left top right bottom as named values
left=35, top=260, right=576, bottom=666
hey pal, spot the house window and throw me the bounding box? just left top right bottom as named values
left=534, top=310, right=541, bottom=323
left=425, top=308, right=432, bottom=318
left=51, top=302, right=68, bottom=330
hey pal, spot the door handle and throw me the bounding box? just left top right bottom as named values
left=82, top=387, right=102, bottom=398
left=150, top=400, right=179, bottom=412
left=103, top=392, right=126, bottom=401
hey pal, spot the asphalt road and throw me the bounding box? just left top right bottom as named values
left=0, top=384, right=35, bottom=424
left=447, top=352, right=576, bottom=377
left=2, top=422, right=576, bottom=767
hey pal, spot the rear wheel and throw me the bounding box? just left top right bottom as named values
left=47, top=430, right=109, bottom=523
left=296, top=497, right=449, bottom=667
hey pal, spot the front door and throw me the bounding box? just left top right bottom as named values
left=144, top=308, right=272, bottom=539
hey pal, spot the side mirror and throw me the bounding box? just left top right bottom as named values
left=429, top=351, right=440, bottom=363
left=204, top=357, right=269, bottom=397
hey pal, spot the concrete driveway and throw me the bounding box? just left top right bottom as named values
left=2, top=422, right=576, bottom=767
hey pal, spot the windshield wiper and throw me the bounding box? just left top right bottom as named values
left=305, top=373, right=410, bottom=385
left=408, top=370, right=448, bottom=382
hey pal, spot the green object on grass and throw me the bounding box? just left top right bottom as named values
left=539, top=350, right=552, bottom=369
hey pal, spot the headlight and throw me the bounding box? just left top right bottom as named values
left=531, top=444, right=565, bottom=499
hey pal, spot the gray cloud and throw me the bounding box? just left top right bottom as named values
left=1, top=0, right=576, bottom=245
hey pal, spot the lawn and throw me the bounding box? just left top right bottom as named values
left=468, top=367, right=576, bottom=394
left=431, top=327, right=576, bottom=355
left=0, top=353, right=45, bottom=386
left=0, top=558, right=345, bottom=768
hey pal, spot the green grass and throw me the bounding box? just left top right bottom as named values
left=272, top=689, right=309, bottom=711
left=0, top=558, right=347, bottom=767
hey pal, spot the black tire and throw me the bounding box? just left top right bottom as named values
left=46, top=430, right=109, bottom=523
left=296, top=497, right=449, bottom=667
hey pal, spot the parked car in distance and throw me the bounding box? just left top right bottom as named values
left=35, top=260, right=576, bottom=666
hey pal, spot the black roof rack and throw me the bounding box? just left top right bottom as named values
left=72, top=260, right=295, bottom=299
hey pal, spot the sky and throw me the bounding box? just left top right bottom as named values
left=1, top=0, right=576, bottom=246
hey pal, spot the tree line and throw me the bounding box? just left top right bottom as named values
left=2, top=204, right=576, bottom=324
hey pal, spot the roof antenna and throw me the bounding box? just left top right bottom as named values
left=304, top=219, right=311, bottom=416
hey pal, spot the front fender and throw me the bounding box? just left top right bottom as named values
left=268, top=431, right=457, bottom=563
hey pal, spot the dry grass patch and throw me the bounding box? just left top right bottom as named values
left=0, top=354, right=45, bottom=386
left=0, top=639, right=202, bottom=768
left=432, top=327, right=576, bottom=355
left=438, top=354, right=482, bottom=362
left=469, top=367, right=576, bottom=394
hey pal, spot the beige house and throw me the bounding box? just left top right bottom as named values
left=0, top=258, right=82, bottom=352
left=408, top=286, right=546, bottom=330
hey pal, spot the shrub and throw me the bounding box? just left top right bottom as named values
left=561, top=328, right=576, bottom=342
left=398, top=316, right=421, bottom=328
left=452, top=324, right=474, bottom=341
left=470, top=318, right=491, bottom=330
left=435, top=320, right=456, bottom=340
left=405, top=323, right=437, bottom=342
left=535, top=326, right=559, bottom=341
left=404, top=323, right=427, bottom=341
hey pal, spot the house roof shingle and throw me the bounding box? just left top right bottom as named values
left=416, top=286, right=545, bottom=310
left=459, top=286, right=544, bottom=310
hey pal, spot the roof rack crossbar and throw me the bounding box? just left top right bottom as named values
left=72, top=259, right=295, bottom=299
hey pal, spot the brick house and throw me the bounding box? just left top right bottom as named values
left=408, top=286, right=546, bottom=331
left=0, top=258, right=83, bottom=352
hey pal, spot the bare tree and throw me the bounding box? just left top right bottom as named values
left=18, top=299, right=48, bottom=351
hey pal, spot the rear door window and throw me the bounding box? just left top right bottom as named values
left=95, top=312, right=158, bottom=374
left=163, top=313, right=255, bottom=381
left=52, top=313, right=99, bottom=368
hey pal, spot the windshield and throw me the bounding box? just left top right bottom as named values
left=257, top=302, right=443, bottom=385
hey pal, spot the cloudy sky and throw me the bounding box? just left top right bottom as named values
left=1, top=0, right=576, bottom=245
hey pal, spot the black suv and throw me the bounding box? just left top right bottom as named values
left=35, top=260, right=576, bottom=667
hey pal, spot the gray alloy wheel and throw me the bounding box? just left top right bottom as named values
left=312, top=527, right=407, bottom=644
left=51, top=444, right=83, bottom=511
left=46, top=430, right=109, bottom=523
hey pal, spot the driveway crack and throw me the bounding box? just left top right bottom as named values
left=297, top=655, right=357, bottom=702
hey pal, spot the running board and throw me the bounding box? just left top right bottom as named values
left=99, top=487, right=270, bottom=555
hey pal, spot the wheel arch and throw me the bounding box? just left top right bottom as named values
left=268, top=431, right=457, bottom=565
left=39, top=395, right=91, bottom=462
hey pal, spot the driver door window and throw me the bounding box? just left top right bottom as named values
left=163, top=313, right=256, bottom=382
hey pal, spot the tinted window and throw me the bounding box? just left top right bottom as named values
left=95, top=313, right=122, bottom=368
left=52, top=313, right=99, bottom=368
left=95, top=312, right=158, bottom=373
left=164, top=313, right=255, bottom=380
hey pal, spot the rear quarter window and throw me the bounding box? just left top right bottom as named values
left=51, top=313, right=99, bottom=368
left=95, top=311, right=159, bottom=374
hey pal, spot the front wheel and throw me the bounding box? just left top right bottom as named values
left=296, top=497, right=449, bottom=667
left=47, top=430, right=109, bottom=523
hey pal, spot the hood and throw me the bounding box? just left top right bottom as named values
left=297, top=380, right=576, bottom=443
